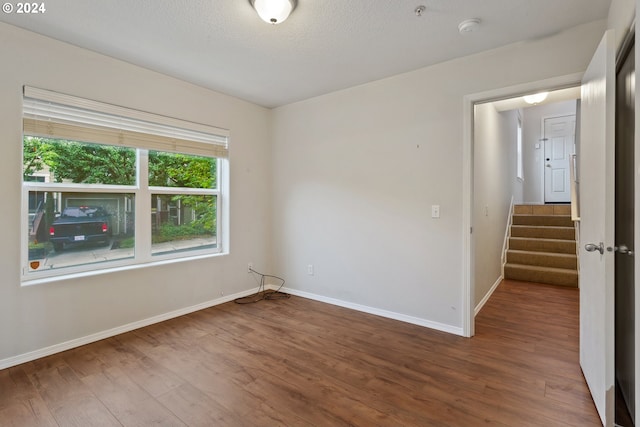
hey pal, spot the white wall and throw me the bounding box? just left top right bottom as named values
left=473, top=105, right=519, bottom=307
left=608, top=0, right=635, bottom=49
left=271, top=20, right=605, bottom=333
left=0, top=23, right=272, bottom=364
left=521, top=100, right=578, bottom=204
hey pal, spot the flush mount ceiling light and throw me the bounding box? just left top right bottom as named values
left=250, top=0, right=297, bottom=24
left=458, top=18, right=480, bottom=34
left=523, top=92, right=549, bottom=104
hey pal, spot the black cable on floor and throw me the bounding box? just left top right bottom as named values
left=234, top=267, right=289, bottom=304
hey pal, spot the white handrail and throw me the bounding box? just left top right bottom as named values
left=501, top=196, right=515, bottom=277
left=570, top=153, right=580, bottom=221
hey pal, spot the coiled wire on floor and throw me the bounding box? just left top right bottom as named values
left=234, top=267, right=289, bottom=304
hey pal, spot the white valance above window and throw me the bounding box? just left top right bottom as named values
left=23, top=86, right=229, bottom=158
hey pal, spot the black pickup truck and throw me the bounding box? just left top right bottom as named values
left=49, top=206, right=112, bottom=252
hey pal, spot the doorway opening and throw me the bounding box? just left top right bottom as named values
left=471, top=88, right=581, bottom=305
left=461, top=73, right=584, bottom=337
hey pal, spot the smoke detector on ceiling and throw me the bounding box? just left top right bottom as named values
left=458, top=18, right=481, bottom=34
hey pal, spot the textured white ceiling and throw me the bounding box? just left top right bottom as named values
left=1, top=0, right=611, bottom=107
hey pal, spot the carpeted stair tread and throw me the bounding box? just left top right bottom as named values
left=507, top=205, right=578, bottom=287
left=512, top=214, right=574, bottom=227
left=504, top=263, right=578, bottom=288
left=510, top=225, right=575, bottom=240
left=507, top=249, right=577, bottom=269
left=514, top=204, right=571, bottom=215
left=509, top=237, right=576, bottom=254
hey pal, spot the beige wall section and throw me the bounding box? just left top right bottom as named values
left=521, top=100, right=578, bottom=204
left=271, top=21, right=606, bottom=331
left=0, top=23, right=272, bottom=363
left=608, top=0, right=635, bottom=50
left=473, top=105, right=519, bottom=307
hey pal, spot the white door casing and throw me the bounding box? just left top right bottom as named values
left=579, top=30, right=615, bottom=426
left=544, top=115, right=575, bottom=203
left=462, top=73, right=584, bottom=338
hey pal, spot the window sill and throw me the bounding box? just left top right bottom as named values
left=21, top=250, right=229, bottom=287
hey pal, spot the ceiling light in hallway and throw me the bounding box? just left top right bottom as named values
left=523, top=92, right=549, bottom=104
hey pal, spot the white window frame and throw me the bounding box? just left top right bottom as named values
left=21, top=87, right=229, bottom=284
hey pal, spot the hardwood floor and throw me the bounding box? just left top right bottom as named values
left=0, top=280, right=600, bottom=426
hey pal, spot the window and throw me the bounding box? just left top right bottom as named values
left=22, top=87, right=228, bottom=282
left=148, top=150, right=218, bottom=256
left=516, top=113, right=524, bottom=181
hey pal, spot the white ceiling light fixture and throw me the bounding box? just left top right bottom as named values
left=458, top=18, right=481, bottom=34
left=523, top=92, right=549, bottom=104
left=250, top=0, right=297, bottom=24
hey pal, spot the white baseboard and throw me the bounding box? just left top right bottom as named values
left=1, top=285, right=468, bottom=370
left=0, top=287, right=261, bottom=371
left=274, top=286, right=464, bottom=337
left=474, top=276, right=502, bottom=317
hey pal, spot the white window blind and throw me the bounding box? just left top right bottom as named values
left=23, top=86, right=229, bottom=158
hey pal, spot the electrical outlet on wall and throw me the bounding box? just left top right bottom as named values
left=307, top=264, right=314, bottom=275
left=248, top=262, right=253, bottom=273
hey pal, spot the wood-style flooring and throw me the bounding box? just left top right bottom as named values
left=0, top=280, right=600, bottom=426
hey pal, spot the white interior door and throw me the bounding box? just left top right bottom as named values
left=544, top=115, right=575, bottom=203
left=579, top=30, right=615, bottom=426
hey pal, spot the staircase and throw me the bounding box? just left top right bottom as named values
left=504, top=204, right=578, bottom=287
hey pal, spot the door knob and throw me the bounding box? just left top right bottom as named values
left=585, top=242, right=604, bottom=254
left=614, top=244, right=634, bottom=256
